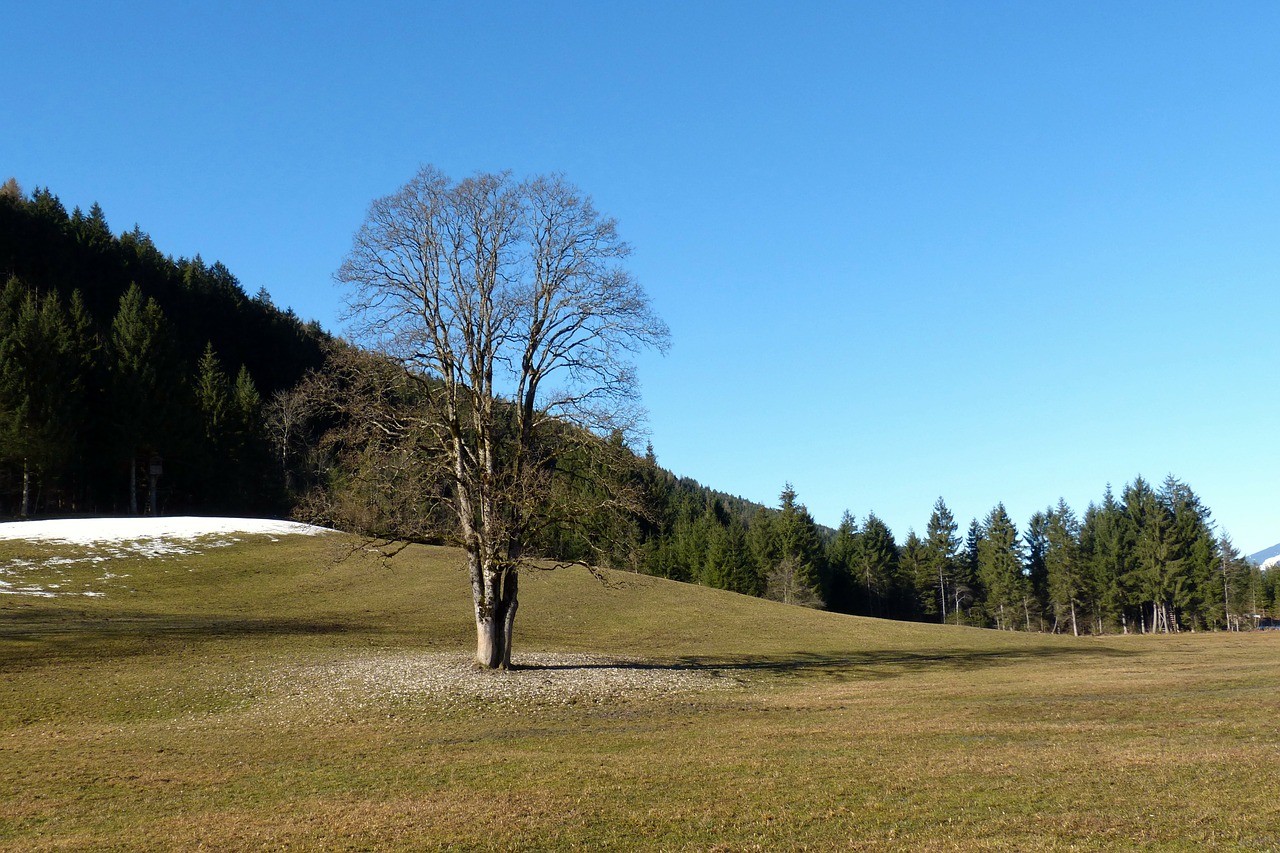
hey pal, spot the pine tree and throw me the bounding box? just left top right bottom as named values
left=978, top=503, right=1025, bottom=630
left=954, top=518, right=983, bottom=623
left=110, top=283, right=178, bottom=514
left=925, top=498, right=960, bottom=622
left=856, top=512, right=900, bottom=618
left=765, top=484, right=825, bottom=606
left=1214, top=534, right=1251, bottom=631
left=707, top=518, right=759, bottom=595
left=747, top=505, right=778, bottom=584
left=1159, top=476, right=1217, bottom=630
left=0, top=283, right=90, bottom=514
left=1119, top=478, right=1160, bottom=632
left=1045, top=499, right=1085, bottom=635
left=1023, top=511, right=1049, bottom=628
left=195, top=343, right=231, bottom=444
left=825, top=511, right=859, bottom=612
left=903, top=529, right=933, bottom=620
left=1081, top=486, right=1126, bottom=633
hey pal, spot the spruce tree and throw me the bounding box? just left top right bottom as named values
left=195, top=343, right=231, bottom=444
left=766, top=485, right=825, bottom=606
left=925, top=498, right=960, bottom=622
left=954, top=518, right=983, bottom=624
left=856, top=512, right=900, bottom=618
left=0, top=283, right=87, bottom=514
left=825, top=511, right=860, bottom=612
left=903, top=530, right=933, bottom=620
left=977, top=503, right=1025, bottom=630
left=1045, top=499, right=1084, bottom=635
left=110, top=284, right=178, bottom=514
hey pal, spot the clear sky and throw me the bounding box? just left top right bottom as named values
left=5, top=1, right=1278, bottom=553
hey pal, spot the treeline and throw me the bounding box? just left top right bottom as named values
left=0, top=181, right=328, bottom=515
left=608, top=474, right=1280, bottom=634
left=287, top=349, right=1280, bottom=633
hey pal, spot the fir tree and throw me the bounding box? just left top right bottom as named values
left=1045, top=499, right=1084, bottom=635
left=110, top=284, right=178, bottom=514
left=978, top=503, right=1025, bottom=630
left=765, top=484, right=825, bottom=606
left=856, top=512, right=900, bottom=618
left=924, top=498, right=960, bottom=622
left=903, top=529, right=932, bottom=620
left=824, top=511, right=859, bottom=612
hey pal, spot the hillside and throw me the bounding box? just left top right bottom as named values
left=1249, top=542, right=1280, bottom=567
left=0, top=186, right=331, bottom=518
left=0, top=516, right=1024, bottom=663
left=0, top=186, right=328, bottom=391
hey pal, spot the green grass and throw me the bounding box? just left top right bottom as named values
left=2, top=533, right=1279, bottom=850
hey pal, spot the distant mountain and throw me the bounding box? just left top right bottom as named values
left=1248, top=542, right=1280, bottom=569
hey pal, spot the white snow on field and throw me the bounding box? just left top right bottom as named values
left=0, top=516, right=329, bottom=546
left=0, top=516, right=331, bottom=598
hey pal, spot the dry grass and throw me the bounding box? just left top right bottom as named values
left=2, top=533, right=1278, bottom=850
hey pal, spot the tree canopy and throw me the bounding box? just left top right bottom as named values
left=336, top=167, right=670, bottom=668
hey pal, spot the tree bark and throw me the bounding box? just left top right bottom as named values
left=129, top=455, right=138, bottom=515
left=472, top=554, right=519, bottom=669
left=938, top=569, right=947, bottom=622
left=20, top=458, right=30, bottom=518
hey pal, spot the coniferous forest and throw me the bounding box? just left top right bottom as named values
left=3, top=181, right=1278, bottom=632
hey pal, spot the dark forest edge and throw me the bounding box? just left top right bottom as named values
left=2, top=179, right=1277, bottom=633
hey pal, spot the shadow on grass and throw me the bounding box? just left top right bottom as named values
left=521, top=645, right=1137, bottom=682
left=0, top=605, right=362, bottom=667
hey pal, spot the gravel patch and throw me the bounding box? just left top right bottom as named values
left=259, top=651, right=742, bottom=716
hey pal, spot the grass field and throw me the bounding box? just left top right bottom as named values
left=2, top=530, right=1278, bottom=851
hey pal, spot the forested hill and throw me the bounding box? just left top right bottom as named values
left=0, top=181, right=329, bottom=516
left=0, top=184, right=326, bottom=392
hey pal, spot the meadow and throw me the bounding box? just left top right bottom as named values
left=1, top=530, right=1277, bottom=851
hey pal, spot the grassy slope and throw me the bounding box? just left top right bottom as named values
left=2, top=533, right=1278, bottom=851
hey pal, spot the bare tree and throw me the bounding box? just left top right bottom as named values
left=336, top=167, right=669, bottom=669
left=265, top=385, right=313, bottom=494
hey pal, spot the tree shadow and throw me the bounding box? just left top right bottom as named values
left=520, top=644, right=1137, bottom=682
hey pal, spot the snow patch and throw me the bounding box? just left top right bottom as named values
left=0, top=516, right=332, bottom=599
left=0, top=516, right=330, bottom=546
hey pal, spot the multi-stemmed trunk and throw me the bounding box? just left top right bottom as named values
left=472, top=555, right=519, bottom=669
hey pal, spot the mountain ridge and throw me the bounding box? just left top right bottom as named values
left=1248, top=542, right=1280, bottom=567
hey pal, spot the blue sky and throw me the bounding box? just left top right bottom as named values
left=5, top=1, right=1278, bottom=552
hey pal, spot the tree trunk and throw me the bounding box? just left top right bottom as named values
left=938, top=569, right=947, bottom=622
left=1070, top=600, right=1079, bottom=637
left=20, top=458, right=30, bottom=518
left=129, top=455, right=138, bottom=515
left=1222, top=556, right=1231, bottom=632
left=472, top=554, right=519, bottom=669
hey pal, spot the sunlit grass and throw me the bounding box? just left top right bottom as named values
left=2, top=533, right=1278, bottom=850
